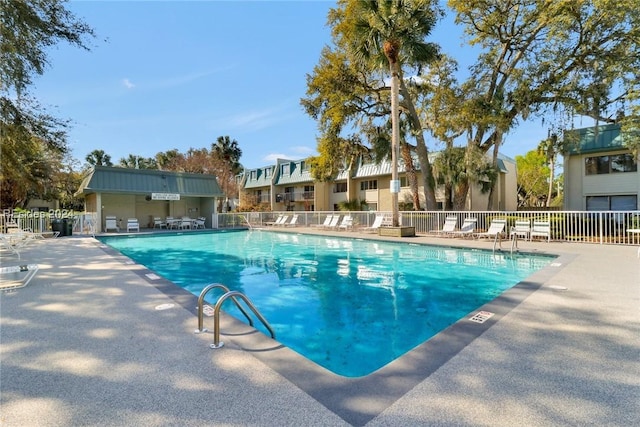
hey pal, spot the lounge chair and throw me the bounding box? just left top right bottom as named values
left=153, top=217, right=167, bottom=229
left=105, top=216, right=119, bottom=232
left=0, top=233, right=30, bottom=259
left=126, top=218, right=140, bottom=232
left=312, top=214, right=334, bottom=228
left=275, top=215, right=289, bottom=226
left=323, top=215, right=341, bottom=229
left=0, top=264, right=39, bottom=291
left=510, top=220, right=531, bottom=241
left=450, top=217, right=477, bottom=238
left=429, top=216, right=458, bottom=237
left=475, top=219, right=506, bottom=249
left=283, top=214, right=299, bottom=227
left=338, top=215, right=353, bottom=231
left=266, top=214, right=285, bottom=226
left=361, top=214, right=386, bottom=233
left=530, top=221, right=551, bottom=241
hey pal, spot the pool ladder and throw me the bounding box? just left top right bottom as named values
left=194, top=283, right=275, bottom=349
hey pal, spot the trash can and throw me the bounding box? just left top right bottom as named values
left=51, top=218, right=64, bottom=236
left=63, top=218, right=73, bottom=236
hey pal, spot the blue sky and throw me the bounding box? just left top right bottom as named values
left=34, top=0, right=567, bottom=170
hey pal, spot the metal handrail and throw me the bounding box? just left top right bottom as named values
left=210, top=290, right=275, bottom=349
left=194, top=283, right=253, bottom=333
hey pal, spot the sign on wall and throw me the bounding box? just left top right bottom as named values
left=151, top=193, right=180, bottom=201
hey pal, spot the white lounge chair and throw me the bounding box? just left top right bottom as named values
left=510, top=220, right=531, bottom=241
left=430, top=216, right=457, bottom=237
left=312, top=214, right=334, bottom=228
left=283, top=214, right=299, bottom=227
left=126, top=218, right=140, bottom=232
left=451, top=217, right=477, bottom=238
left=530, top=221, right=551, bottom=241
left=0, top=264, right=39, bottom=291
left=323, top=215, right=341, bottom=229
left=361, top=214, right=386, bottom=233
left=153, top=217, right=167, bottom=229
left=475, top=219, right=506, bottom=249
left=338, top=215, right=353, bottom=230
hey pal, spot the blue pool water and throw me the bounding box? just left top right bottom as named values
left=99, top=230, right=553, bottom=377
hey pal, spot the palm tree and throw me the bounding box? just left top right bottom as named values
left=212, top=136, right=242, bottom=175
left=85, top=149, right=112, bottom=167
left=537, top=133, right=563, bottom=207
left=334, top=0, right=440, bottom=225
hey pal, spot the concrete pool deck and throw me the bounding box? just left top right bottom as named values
left=1, top=229, right=638, bottom=426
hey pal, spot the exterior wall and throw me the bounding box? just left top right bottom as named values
left=565, top=150, right=640, bottom=210
left=502, top=160, right=518, bottom=211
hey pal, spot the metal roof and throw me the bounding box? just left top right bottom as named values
left=564, top=124, right=624, bottom=154
left=76, top=166, right=224, bottom=197
left=275, top=160, right=314, bottom=185
left=244, top=166, right=275, bottom=189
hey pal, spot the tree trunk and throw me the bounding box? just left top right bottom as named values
left=400, top=141, right=420, bottom=210
left=389, top=60, right=400, bottom=226
left=546, top=158, right=555, bottom=207
left=486, top=134, right=501, bottom=210
left=398, top=78, right=437, bottom=210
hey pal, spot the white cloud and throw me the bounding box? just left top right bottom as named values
left=290, top=145, right=316, bottom=155
left=263, top=153, right=293, bottom=162
left=122, top=78, right=135, bottom=89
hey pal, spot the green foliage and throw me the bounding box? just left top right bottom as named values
left=337, top=198, right=368, bottom=211
left=515, top=150, right=550, bottom=207
left=1, top=0, right=95, bottom=208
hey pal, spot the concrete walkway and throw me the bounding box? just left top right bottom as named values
left=1, top=230, right=638, bottom=426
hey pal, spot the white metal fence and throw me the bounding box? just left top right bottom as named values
left=3, top=208, right=639, bottom=246
left=217, top=210, right=640, bottom=246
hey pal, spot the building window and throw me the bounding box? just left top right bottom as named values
left=301, top=161, right=310, bottom=172
left=586, top=195, right=637, bottom=211
left=281, top=164, right=290, bottom=176
left=303, top=185, right=314, bottom=199
left=360, top=180, right=378, bottom=190
left=264, top=167, right=271, bottom=178
left=334, top=182, right=347, bottom=193
left=250, top=170, right=257, bottom=180
left=400, top=176, right=409, bottom=187
left=610, top=154, right=637, bottom=173
left=585, top=154, right=636, bottom=175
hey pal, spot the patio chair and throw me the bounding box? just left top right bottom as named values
left=179, top=217, right=193, bottom=230
left=450, top=217, right=477, bottom=238
left=153, top=217, right=167, bottom=229
left=266, top=214, right=285, bottom=226
left=429, top=216, right=457, bottom=237
left=0, top=264, right=39, bottom=291
left=510, top=220, right=531, bottom=241
left=530, top=221, right=551, bottom=241
left=194, top=217, right=206, bottom=229
left=323, top=215, right=341, bottom=229
left=283, top=214, right=299, bottom=227
left=312, top=214, right=334, bottom=228
left=338, top=215, right=353, bottom=231
left=475, top=219, right=506, bottom=250
left=126, top=218, right=140, bottom=232
left=105, top=216, right=119, bottom=232
left=361, top=214, right=386, bottom=233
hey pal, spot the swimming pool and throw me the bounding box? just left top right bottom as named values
left=99, top=230, right=554, bottom=377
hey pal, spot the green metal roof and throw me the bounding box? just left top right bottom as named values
left=244, top=166, right=275, bottom=189
left=76, top=166, right=224, bottom=197
left=275, top=160, right=313, bottom=185
left=564, top=124, right=624, bottom=154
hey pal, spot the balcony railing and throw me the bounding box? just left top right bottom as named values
left=276, top=191, right=315, bottom=203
